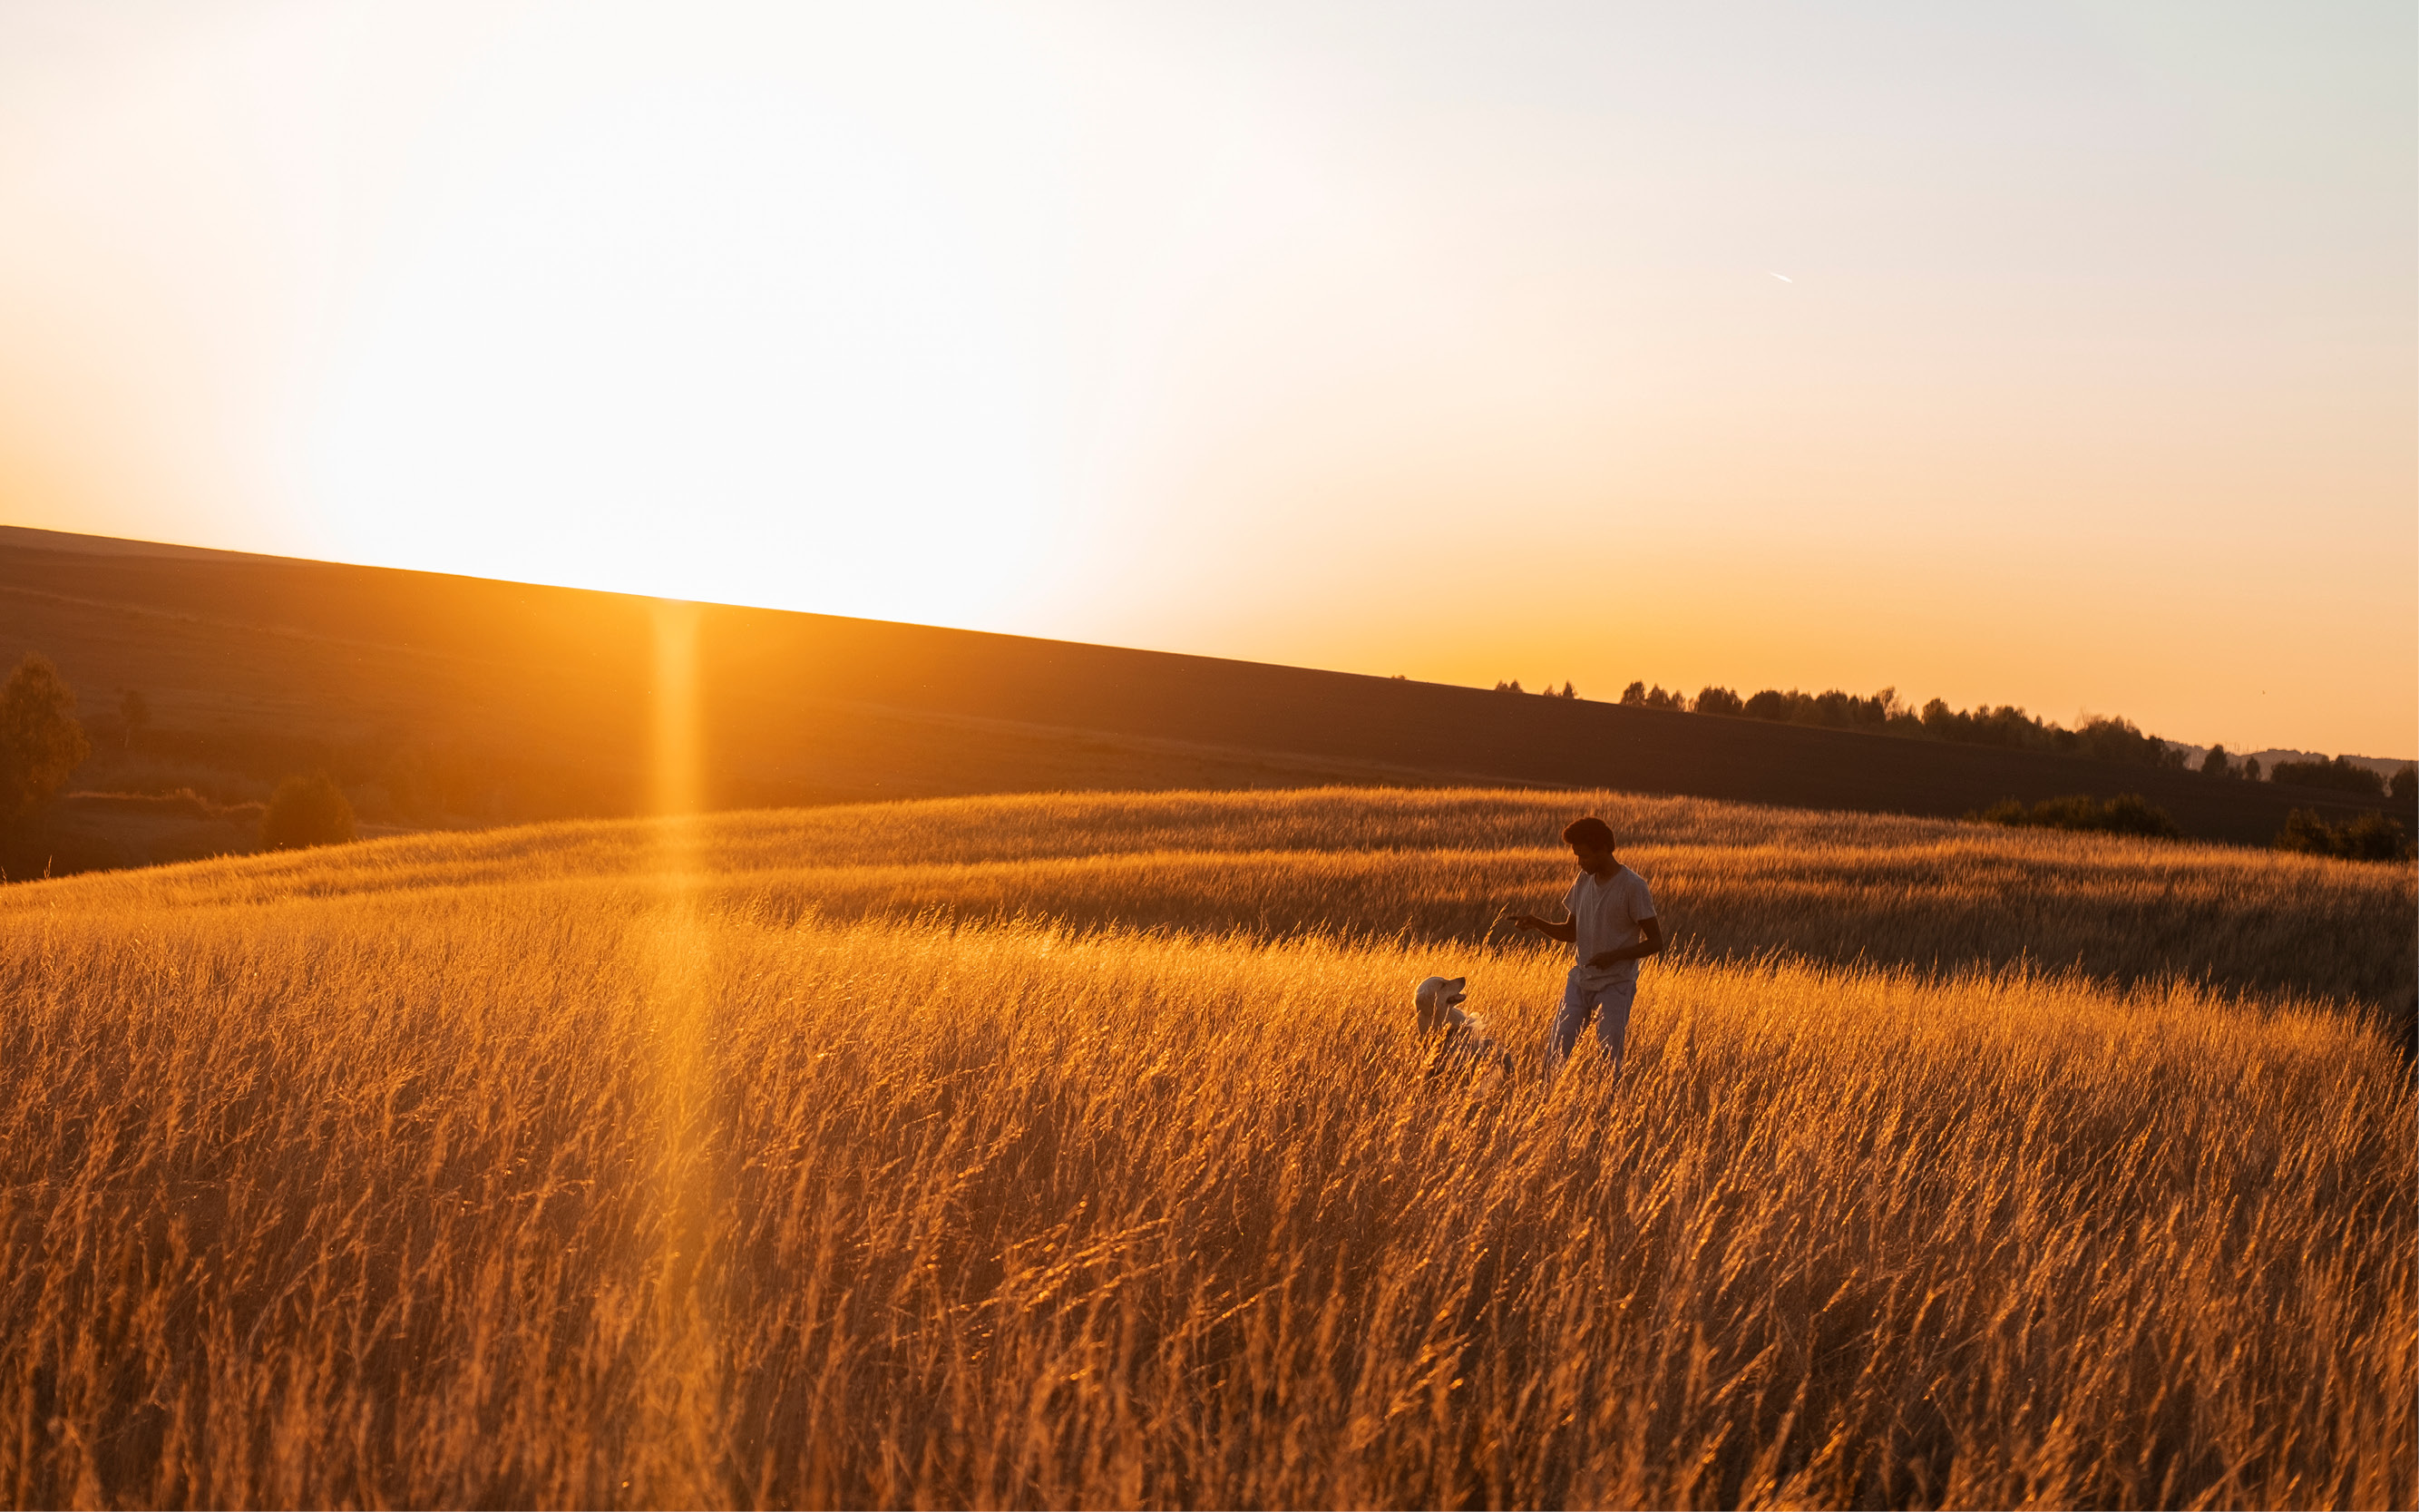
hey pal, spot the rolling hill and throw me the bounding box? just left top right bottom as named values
left=0, top=524, right=2403, bottom=873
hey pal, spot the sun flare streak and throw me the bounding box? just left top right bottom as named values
left=641, top=596, right=722, bottom=1496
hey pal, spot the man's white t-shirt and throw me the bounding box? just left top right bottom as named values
left=1565, top=864, right=1657, bottom=989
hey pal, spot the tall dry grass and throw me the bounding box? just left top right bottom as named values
left=2, top=788, right=2412, bottom=1507
left=19, top=787, right=2407, bottom=1012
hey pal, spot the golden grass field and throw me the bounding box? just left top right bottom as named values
left=1, top=787, right=2411, bottom=1508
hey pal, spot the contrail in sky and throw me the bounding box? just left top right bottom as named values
left=1768, top=271, right=1793, bottom=282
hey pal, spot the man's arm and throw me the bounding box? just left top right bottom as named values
left=1585, top=915, right=1663, bottom=971
left=1511, top=912, right=1577, bottom=943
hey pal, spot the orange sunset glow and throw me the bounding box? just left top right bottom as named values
left=0, top=1, right=2408, bottom=758
left=1, top=10, right=2414, bottom=1507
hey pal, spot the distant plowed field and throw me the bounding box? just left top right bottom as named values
left=3, top=788, right=2411, bottom=1507
left=5, top=530, right=2405, bottom=847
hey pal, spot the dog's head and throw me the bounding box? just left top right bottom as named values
left=1414, top=975, right=1468, bottom=1034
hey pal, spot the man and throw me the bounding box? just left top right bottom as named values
left=1511, top=815, right=1663, bottom=1077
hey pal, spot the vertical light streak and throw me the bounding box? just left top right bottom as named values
left=650, top=600, right=705, bottom=828
left=639, top=598, right=722, bottom=1497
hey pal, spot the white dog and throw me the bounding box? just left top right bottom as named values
left=1414, top=975, right=1513, bottom=1079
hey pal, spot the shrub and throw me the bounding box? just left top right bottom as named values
left=1975, top=794, right=2182, bottom=840
left=0, top=653, right=92, bottom=827
left=1692, top=686, right=1743, bottom=716
left=261, top=772, right=357, bottom=851
left=2269, top=756, right=2386, bottom=796
left=2276, top=809, right=2414, bottom=863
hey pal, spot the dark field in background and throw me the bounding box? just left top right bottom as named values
left=2, top=527, right=2400, bottom=865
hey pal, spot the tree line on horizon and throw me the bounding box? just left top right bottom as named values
left=1495, top=676, right=2415, bottom=796
left=5, top=641, right=2413, bottom=879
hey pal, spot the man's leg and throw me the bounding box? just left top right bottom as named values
left=1546, top=970, right=1595, bottom=1073
left=1594, top=977, right=1638, bottom=1076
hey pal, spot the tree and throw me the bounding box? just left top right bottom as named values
left=1619, top=680, right=1647, bottom=706
left=2200, top=744, right=2230, bottom=777
left=2241, top=756, right=2260, bottom=782
left=0, top=653, right=91, bottom=827
left=2075, top=715, right=2169, bottom=766
left=261, top=772, right=356, bottom=851
left=2393, top=766, right=2415, bottom=805
left=2270, top=756, right=2385, bottom=796
left=1493, top=679, right=1525, bottom=693
left=1692, top=686, right=1743, bottom=716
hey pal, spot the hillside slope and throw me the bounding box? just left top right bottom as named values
left=0, top=526, right=2401, bottom=851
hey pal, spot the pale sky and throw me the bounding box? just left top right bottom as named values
left=0, top=1, right=2411, bottom=756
